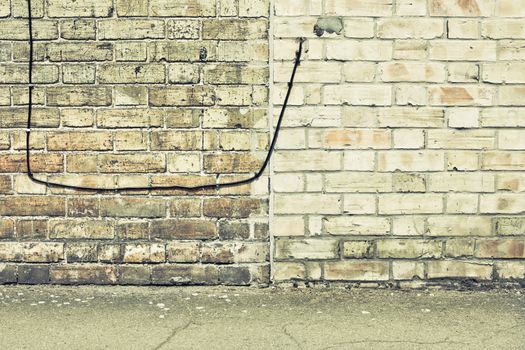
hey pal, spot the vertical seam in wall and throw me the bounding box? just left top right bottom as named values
left=268, top=0, right=275, bottom=282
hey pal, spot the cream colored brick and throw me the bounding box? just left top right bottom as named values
left=483, top=63, right=525, bottom=84
left=114, top=87, right=148, bottom=106
left=343, top=151, right=375, bottom=171
left=447, top=108, right=479, bottom=128
left=427, top=261, right=492, bottom=280
left=481, top=108, right=525, bottom=127
left=274, top=151, right=340, bottom=171
left=343, top=18, right=374, bottom=38
left=393, top=173, right=426, bottom=192
left=273, top=262, right=305, bottom=280
left=0, top=1, right=10, bottom=17
left=342, top=241, right=373, bottom=258
left=274, top=194, right=341, bottom=214
left=429, top=40, right=497, bottom=61
left=392, top=216, right=425, bottom=236
left=446, top=193, right=479, bottom=214
left=499, top=40, right=525, bottom=60
left=448, top=63, right=480, bottom=83
left=274, top=0, right=310, bottom=15
left=342, top=107, right=378, bottom=128
left=343, top=194, right=376, bottom=214
left=275, top=61, right=341, bottom=83
left=393, top=40, right=427, bottom=60
left=378, top=194, right=443, bottom=214
left=429, top=173, right=494, bottom=192
left=325, top=0, right=392, bottom=16
left=274, top=17, right=318, bottom=38
left=275, top=239, right=338, bottom=259
left=445, top=239, right=475, bottom=257
left=428, top=129, right=494, bottom=149
left=480, top=194, right=525, bottom=214
left=378, top=18, right=444, bottom=39
left=429, top=0, right=495, bottom=17
left=167, top=154, right=200, bottom=173
left=305, top=173, right=323, bottom=192
left=393, top=261, right=425, bottom=280
left=324, top=261, right=389, bottom=281
left=482, top=20, right=525, bottom=39
left=497, top=173, right=525, bottom=193
left=115, top=131, right=148, bottom=151
left=396, top=0, right=426, bottom=15
left=448, top=19, right=479, bottom=39
left=311, top=129, right=391, bottom=150
left=239, top=0, right=268, bottom=17
left=499, top=86, right=525, bottom=106
left=429, top=86, right=494, bottom=106
left=324, top=217, right=390, bottom=236
left=395, top=85, right=427, bottom=106
left=47, top=0, right=113, bottom=17
left=378, top=107, right=444, bottom=127
left=377, top=239, right=441, bottom=259
left=378, top=151, right=444, bottom=172
left=273, top=216, right=305, bottom=237
left=447, top=151, right=479, bottom=171
left=380, top=62, right=445, bottom=82
left=324, top=85, right=392, bottom=106
left=14, top=175, right=47, bottom=194
left=393, top=130, right=424, bottom=149
left=427, top=215, right=492, bottom=236
left=326, top=40, right=393, bottom=61
left=498, top=130, right=525, bottom=150
left=496, top=0, right=525, bottom=17
left=325, top=173, right=392, bottom=193
left=482, top=152, right=525, bottom=170
left=343, top=62, right=376, bottom=82
left=273, top=173, right=303, bottom=193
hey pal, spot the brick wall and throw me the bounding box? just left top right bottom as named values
left=0, top=0, right=524, bottom=287
left=272, top=0, right=525, bottom=287
left=0, top=0, right=270, bottom=285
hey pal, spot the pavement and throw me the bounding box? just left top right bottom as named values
left=0, top=285, right=523, bottom=350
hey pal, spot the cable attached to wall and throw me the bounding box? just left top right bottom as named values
left=25, top=0, right=305, bottom=192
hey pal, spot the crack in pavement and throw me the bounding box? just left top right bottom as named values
left=153, top=320, right=193, bottom=350
left=282, top=325, right=303, bottom=350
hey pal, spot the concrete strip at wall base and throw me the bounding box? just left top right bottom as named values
left=0, top=0, right=524, bottom=287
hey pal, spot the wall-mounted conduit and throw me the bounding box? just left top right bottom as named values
left=25, top=0, right=304, bottom=192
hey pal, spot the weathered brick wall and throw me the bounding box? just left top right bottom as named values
left=0, top=0, right=271, bottom=285
left=0, top=0, right=524, bottom=287
left=272, top=0, right=525, bottom=287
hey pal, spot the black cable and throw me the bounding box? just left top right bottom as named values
left=25, top=0, right=304, bottom=192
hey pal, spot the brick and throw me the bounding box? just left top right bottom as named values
left=123, top=243, right=165, bottom=263
left=429, top=0, right=495, bottom=17
left=429, top=173, right=494, bottom=192
left=0, top=154, right=63, bottom=173
left=325, top=173, right=392, bottom=193
left=149, top=0, right=216, bottom=16
left=0, top=20, right=58, bottom=40
left=377, top=239, right=442, bottom=259
left=18, top=265, right=49, bottom=284
left=447, top=108, right=479, bottom=128
left=429, top=86, right=494, bottom=106
left=480, top=194, right=525, bottom=214
left=496, top=0, right=525, bottom=17
left=315, top=129, right=390, bottom=150
left=448, top=63, right=480, bottom=83
left=378, top=19, right=444, bottom=39
left=0, top=196, right=65, bottom=216
left=67, top=197, right=99, bottom=217
left=47, top=87, right=111, bottom=106
left=47, top=131, right=112, bottom=151
left=499, top=86, right=525, bottom=106
left=496, top=218, right=525, bottom=236
left=115, top=42, right=147, bottom=61
left=380, top=62, right=446, bottom=82
left=427, top=261, right=492, bottom=280
left=205, top=65, right=268, bottom=85
left=203, top=19, right=267, bottom=40
left=343, top=241, right=374, bottom=258
left=47, top=0, right=113, bottom=17
left=274, top=151, right=340, bottom=172
left=393, top=130, right=425, bottom=149
left=116, top=0, right=148, bottom=16
left=429, top=41, right=496, bottom=61
left=151, top=219, right=217, bottom=240
left=201, top=243, right=234, bottom=264
left=60, top=19, right=96, bottom=39
left=151, top=265, right=219, bottom=285
left=324, top=85, right=392, bottom=106
left=274, top=194, right=341, bottom=215
left=499, top=130, right=525, bottom=150
left=482, top=20, right=525, bottom=39
left=445, top=239, right=475, bottom=258
left=49, top=220, right=113, bottom=239
left=66, top=243, right=98, bottom=263
left=324, top=217, right=390, bottom=236
left=396, top=0, right=426, bottom=15
left=324, top=261, right=389, bottom=281
left=97, top=109, right=163, bottom=128
left=325, top=0, right=392, bottom=16
left=393, top=173, right=426, bottom=192
left=97, top=64, right=165, bottom=84
left=151, top=131, right=202, bottom=151
left=379, top=194, right=443, bottom=214
left=203, top=154, right=262, bottom=173
left=343, top=194, right=376, bottom=214
left=0, top=64, right=58, bottom=84
left=482, top=152, right=525, bottom=170
left=496, top=262, right=525, bottom=280
left=483, top=63, right=525, bottom=84
left=100, top=198, right=165, bottom=218
left=0, top=219, right=14, bottom=238
left=98, top=20, right=165, bottom=39
left=378, top=151, right=444, bottom=172
left=47, top=43, right=113, bottom=61
left=203, top=198, right=261, bottom=218
left=275, top=239, right=338, bottom=260
left=63, top=64, right=96, bottom=84
left=99, top=154, right=165, bottom=173
left=50, top=265, right=117, bottom=285
left=0, top=264, right=17, bottom=283
left=166, top=242, right=200, bottom=263
left=477, top=239, right=525, bottom=258
left=326, top=41, right=392, bottom=61
left=118, top=265, right=151, bottom=285
left=427, top=216, right=492, bottom=236
left=151, top=42, right=217, bottom=62
left=497, top=174, right=525, bottom=193
left=393, top=261, right=425, bottom=280
left=394, top=40, right=427, bottom=60
left=150, top=86, right=215, bottom=106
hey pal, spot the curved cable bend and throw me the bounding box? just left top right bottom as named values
left=25, top=0, right=304, bottom=192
